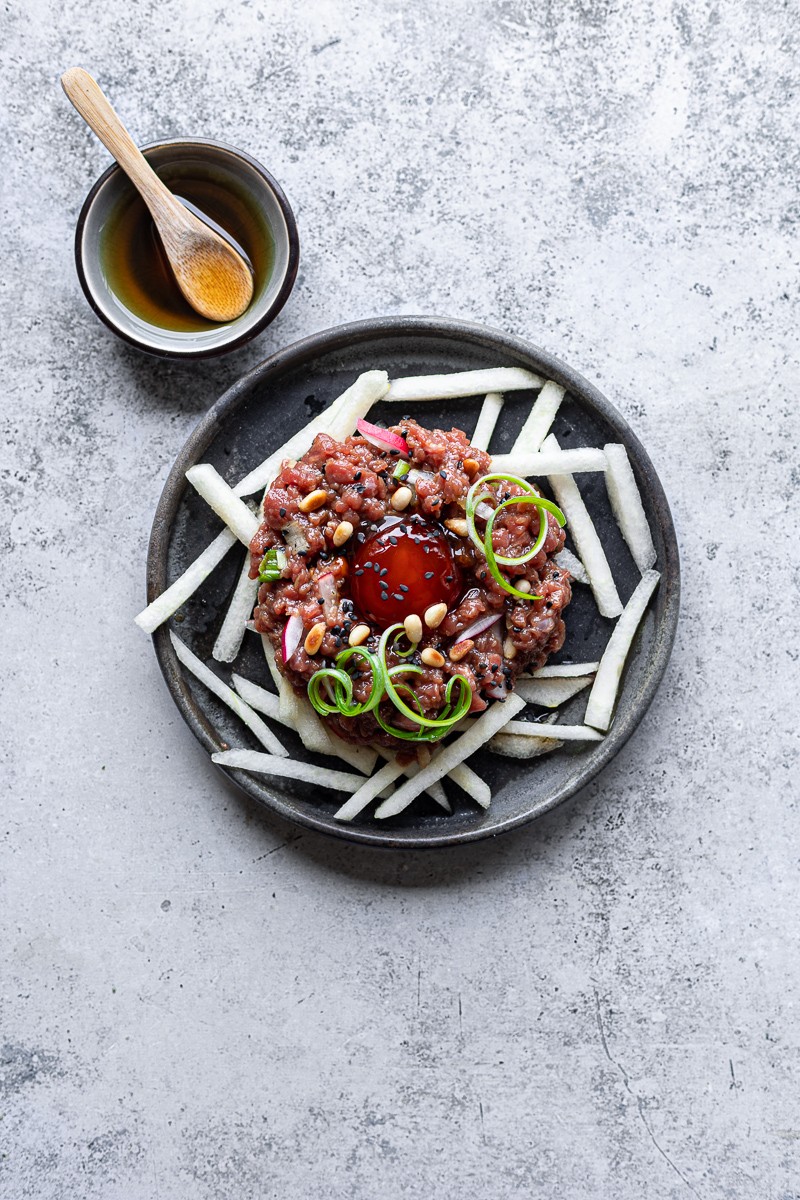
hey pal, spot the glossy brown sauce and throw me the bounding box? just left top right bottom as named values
left=100, top=174, right=273, bottom=332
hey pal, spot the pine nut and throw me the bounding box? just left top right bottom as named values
left=298, top=489, right=328, bottom=514
left=333, top=520, right=354, bottom=547
left=348, top=623, right=370, bottom=646
left=391, top=486, right=413, bottom=511
left=463, top=458, right=480, bottom=476
left=421, top=647, right=445, bottom=668
left=403, top=613, right=423, bottom=643
left=449, top=639, right=474, bottom=662
left=516, top=579, right=532, bottom=593
left=445, top=518, right=469, bottom=537
left=424, top=602, right=447, bottom=628
left=503, top=637, right=517, bottom=660
left=304, top=621, right=326, bottom=655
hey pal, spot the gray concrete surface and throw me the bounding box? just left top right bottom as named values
left=2, top=1, right=799, bottom=1197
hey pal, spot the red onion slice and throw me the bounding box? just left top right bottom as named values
left=356, top=419, right=409, bottom=456
left=453, top=613, right=502, bottom=645
left=282, top=613, right=303, bottom=662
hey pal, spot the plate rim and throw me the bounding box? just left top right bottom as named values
left=147, top=315, right=681, bottom=848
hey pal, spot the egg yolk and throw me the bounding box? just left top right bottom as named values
left=350, top=516, right=461, bottom=629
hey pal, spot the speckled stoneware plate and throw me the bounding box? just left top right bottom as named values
left=147, top=317, right=680, bottom=848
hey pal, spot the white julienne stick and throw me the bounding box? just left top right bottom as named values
left=262, top=636, right=297, bottom=727
left=185, top=464, right=259, bottom=546
left=213, top=551, right=259, bottom=663
left=376, top=749, right=451, bottom=812
left=603, top=443, right=657, bottom=573
left=470, top=392, right=504, bottom=451
left=488, top=732, right=563, bottom=759
left=500, top=721, right=603, bottom=741
left=583, top=569, right=661, bottom=732
left=447, top=762, right=491, bottom=809
left=333, top=759, right=408, bottom=822
left=515, top=676, right=594, bottom=709
left=134, top=527, right=237, bottom=635
left=507, top=380, right=565, bottom=456
left=383, top=367, right=543, bottom=403
left=532, top=661, right=600, bottom=678
left=490, top=447, right=607, bottom=476
left=169, top=631, right=288, bottom=757
left=542, top=434, right=622, bottom=619
left=211, top=750, right=364, bottom=792
left=368, top=694, right=527, bottom=821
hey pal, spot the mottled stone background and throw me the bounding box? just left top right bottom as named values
left=2, top=0, right=798, bottom=1197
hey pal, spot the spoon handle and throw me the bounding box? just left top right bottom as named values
left=61, top=68, right=182, bottom=222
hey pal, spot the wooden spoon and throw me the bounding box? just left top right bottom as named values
left=61, top=68, right=254, bottom=323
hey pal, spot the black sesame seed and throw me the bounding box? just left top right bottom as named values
left=279, top=507, right=287, bottom=518
left=393, top=593, right=404, bottom=601
left=354, top=471, right=362, bottom=481
left=445, top=575, right=454, bottom=583
left=380, top=567, right=388, bottom=577
left=440, top=470, right=448, bottom=479
left=399, top=584, right=409, bottom=593
left=374, top=562, right=381, bottom=573
left=333, top=636, right=342, bottom=647
left=388, top=536, right=398, bottom=545
left=424, top=571, right=434, bottom=579
left=355, top=569, right=364, bottom=576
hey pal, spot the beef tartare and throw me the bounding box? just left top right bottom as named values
left=250, top=417, right=571, bottom=755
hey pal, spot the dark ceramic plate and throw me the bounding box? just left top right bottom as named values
left=147, top=317, right=680, bottom=848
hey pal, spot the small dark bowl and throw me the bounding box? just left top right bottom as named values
left=75, top=137, right=299, bottom=359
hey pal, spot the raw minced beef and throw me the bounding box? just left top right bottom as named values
left=250, top=418, right=571, bottom=755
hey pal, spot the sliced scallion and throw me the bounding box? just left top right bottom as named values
left=258, top=547, right=287, bottom=583
left=465, top=473, right=566, bottom=601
